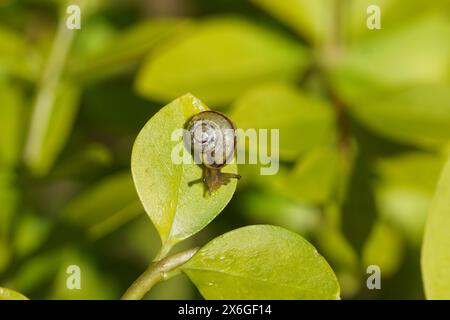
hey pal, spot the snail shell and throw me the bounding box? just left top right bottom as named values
left=186, top=111, right=236, bottom=168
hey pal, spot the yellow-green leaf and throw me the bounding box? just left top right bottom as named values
left=132, top=94, right=238, bottom=249
left=182, top=225, right=340, bottom=299
left=0, top=287, right=28, bottom=300
left=231, top=83, right=336, bottom=161
left=347, top=86, right=450, bottom=147
left=136, top=18, right=309, bottom=105
left=422, top=156, right=450, bottom=299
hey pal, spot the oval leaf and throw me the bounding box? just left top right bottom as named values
left=135, top=17, right=309, bottom=105
left=422, top=156, right=450, bottom=299
left=132, top=94, right=238, bottom=248
left=347, top=85, right=450, bottom=147
left=251, top=0, right=331, bottom=44
left=230, top=83, right=336, bottom=161
left=182, top=225, right=340, bottom=299
left=0, top=287, right=28, bottom=300
left=335, top=14, right=450, bottom=90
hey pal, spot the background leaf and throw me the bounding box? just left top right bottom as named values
left=135, top=17, right=309, bottom=105
left=230, top=83, right=336, bottom=161
left=69, top=18, right=193, bottom=83
left=251, top=0, right=331, bottom=44
left=422, top=155, right=450, bottom=299
left=182, top=225, right=340, bottom=299
left=346, top=86, right=450, bottom=148
left=334, top=14, right=450, bottom=91
left=62, top=171, right=143, bottom=240
left=0, top=78, right=25, bottom=167
left=131, top=94, right=238, bottom=249
left=24, top=81, right=81, bottom=176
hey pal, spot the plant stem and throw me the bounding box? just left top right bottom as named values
left=24, top=0, right=83, bottom=174
left=121, top=247, right=199, bottom=300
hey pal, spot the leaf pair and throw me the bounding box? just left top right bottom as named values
left=131, top=94, right=340, bottom=299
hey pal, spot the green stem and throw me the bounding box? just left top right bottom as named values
left=121, top=247, right=198, bottom=300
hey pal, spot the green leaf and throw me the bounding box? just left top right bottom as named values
left=24, top=81, right=81, bottom=176
left=49, top=247, right=118, bottom=300
left=182, top=225, right=340, bottom=299
left=240, top=191, right=320, bottom=235
left=251, top=0, right=331, bottom=44
left=63, top=172, right=143, bottom=240
left=344, top=0, right=449, bottom=41
left=132, top=94, right=238, bottom=249
left=422, top=156, right=450, bottom=299
left=0, top=287, right=28, bottom=300
left=269, top=147, right=340, bottom=204
left=0, top=79, right=25, bottom=167
left=69, top=19, right=192, bottom=82
left=374, top=152, right=445, bottom=244
left=346, top=85, right=450, bottom=147
left=13, top=210, right=51, bottom=259
left=362, top=221, right=404, bottom=277
left=0, top=25, right=41, bottom=81
left=230, top=83, right=336, bottom=161
left=336, top=14, right=450, bottom=90
left=135, top=17, right=309, bottom=105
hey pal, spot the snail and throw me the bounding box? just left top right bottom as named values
left=185, top=111, right=241, bottom=194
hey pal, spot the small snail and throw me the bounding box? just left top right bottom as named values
left=185, top=111, right=241, bottom=194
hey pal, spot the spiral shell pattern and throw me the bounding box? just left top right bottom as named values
left=186, top=111, right=236, bottom=168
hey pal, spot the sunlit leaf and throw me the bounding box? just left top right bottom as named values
left=270, top=148, right=340, bottom=204
left=63, top=171, right=143, bottom=240
left=422, top=156, right=450, bottom=299
left=69, top=19, right=192, bottom=82
left=132, top=94, right=237, bottom=249
left=231, top=83, right=336, bottom=161
left=13, top=210, right=51, bottom=259
left=362, top=221, right=404, bottom=277
left=240, top=190, right=320, bottom=235
left=251, top=0, right=331, bottom=44
left=24, top=81, right=81, bottom=176
left=346, top=86, right=450, bottom=147
left=182, top=225, right=340, bottom=299
left=136, top=18, right=309, bottom=105
left=335, top=14, right=450, bottom=91
left=374, top=153, right=445, bottom=244
left=0, top=26, right=41, bottom=81
left=49, top=247, right=117, bottom=299
left=0, top=287, right=28, bottom=300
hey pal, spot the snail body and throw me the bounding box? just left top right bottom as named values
left=185, top=111, right=240, bottom=193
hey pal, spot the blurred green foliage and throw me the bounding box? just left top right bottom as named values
left=0, top=0, right=449, bottom=299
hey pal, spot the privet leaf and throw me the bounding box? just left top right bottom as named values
left=269, top=147, right=340, bottom=204
left=0, top=26, right=41, bottom=81
left=362, top=221, right=404, bottom=277
left=231, top=83, right=336, bottom=161
left=422, top=156, right=450, bottom=299
left=251, top=0, right=331, bottom=44
left=63, top=172, right=143, bottom=240
left=346, top=86, right=450, bottom=147
left=136, top=18, right=309, bottom=105
left=182, top=225, right=340, bottom=299
left=336, top=14, right=450, bottom=90
left=132, top=94, right=237, bottom=248
left=374, top=152, right=445, bottom=244
left=25, top=81, right=81, bottom=176
left=69, top=19, right=192, bottom=82
left=0, top=287, right=28, bottom=300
